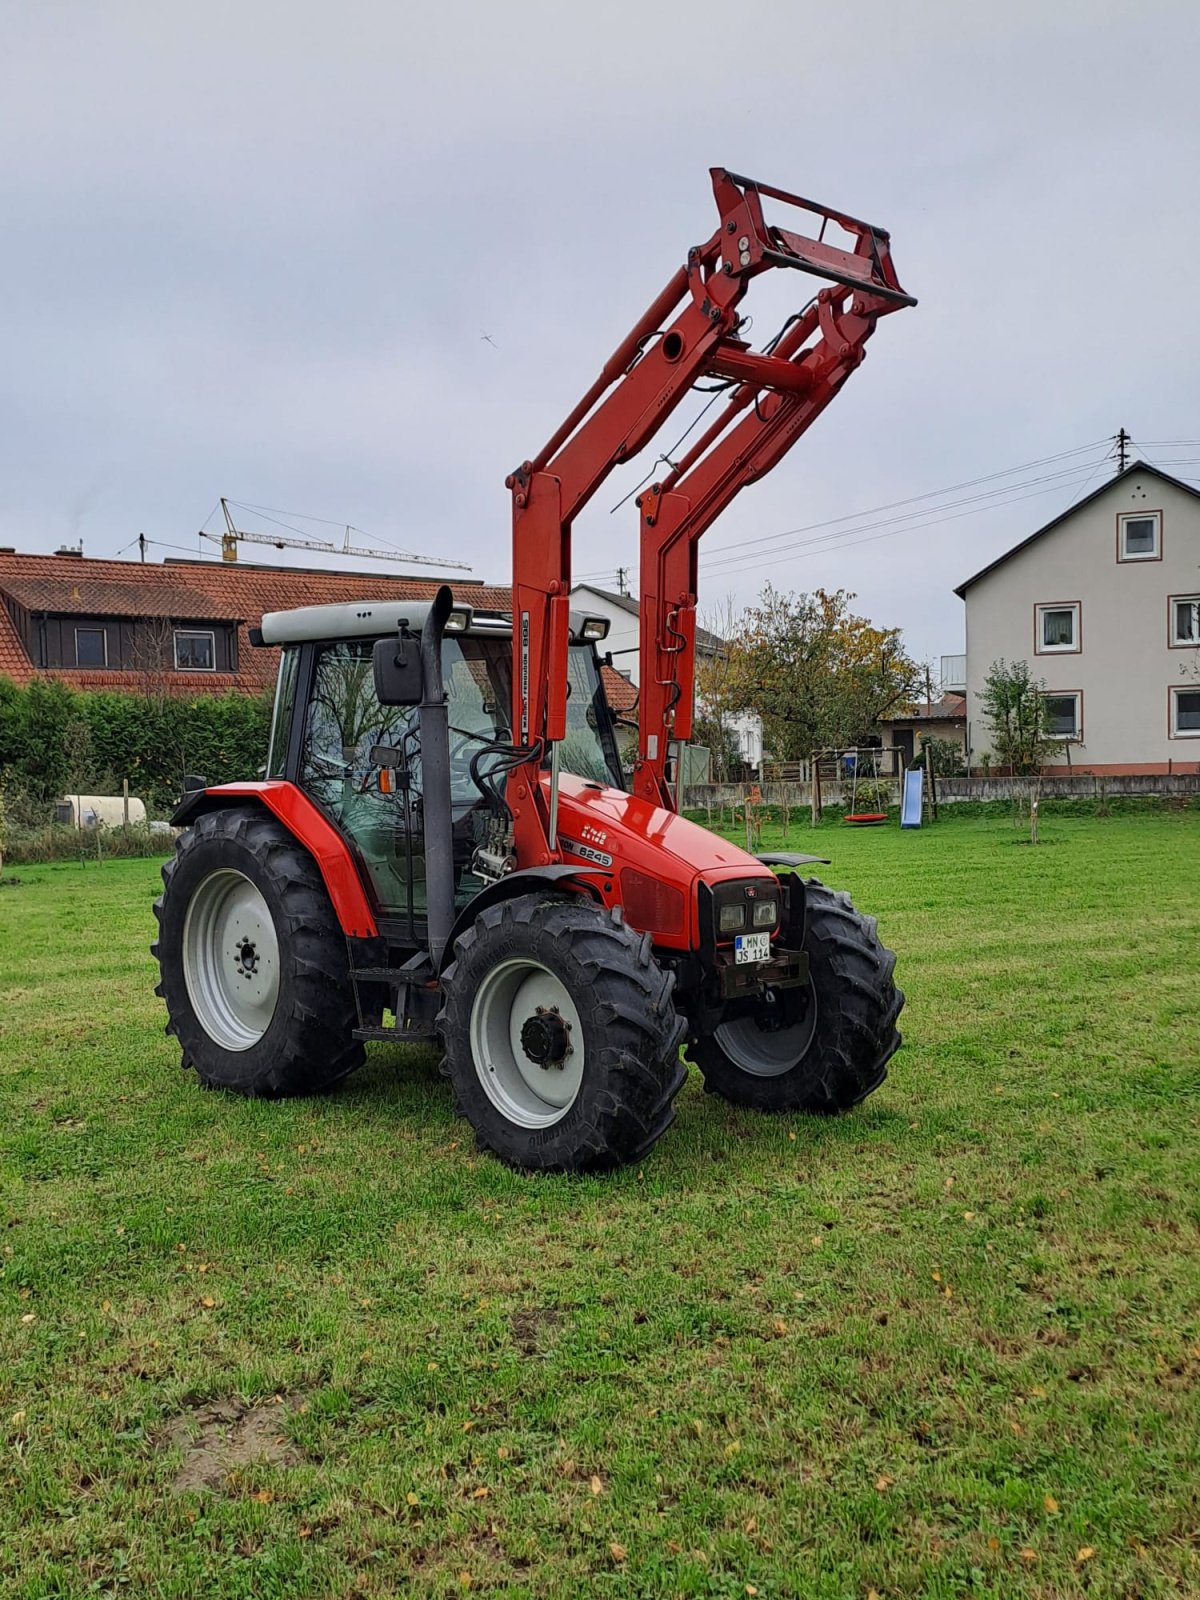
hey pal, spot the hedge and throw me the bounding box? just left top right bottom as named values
left=0, top=677, right=273, bottom=817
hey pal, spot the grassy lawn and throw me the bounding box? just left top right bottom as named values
left=1, top=810, right=1199, bottom=1598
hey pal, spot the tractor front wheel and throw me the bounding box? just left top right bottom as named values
left=439, top=896, right=686, bottom=1172
left=692, top=879, right=902, bottom=1114
left=153, top=806, right=364, bottom=1096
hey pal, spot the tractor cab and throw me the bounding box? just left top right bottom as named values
left=257, top=597, right=624, bottom=942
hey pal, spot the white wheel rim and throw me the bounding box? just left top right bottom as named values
left=182, top=869, right=281, bottom=1051
left=714, top=982, right=818, bottom=1077
left=469, top=958, right=585, bottom=1129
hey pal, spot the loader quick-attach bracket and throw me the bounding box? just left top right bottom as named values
left=509, top=167, right=915, bottom=855
left=712, top=171, right=916, bottom=308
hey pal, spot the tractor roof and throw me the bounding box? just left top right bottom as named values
left=258, top=600, right=609, bottom=648
left=259, top=598, right=479, bottom=645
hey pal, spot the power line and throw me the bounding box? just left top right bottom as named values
left=697, top=464, right=1110, bottom=581
left=696, top=437, right=1110, bottom=561
left=698, top=455, right=1111, bottom=577
left=140, top=537, right=219, bottom=559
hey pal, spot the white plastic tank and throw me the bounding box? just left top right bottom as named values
left=55, top=794, right=148, bottom=829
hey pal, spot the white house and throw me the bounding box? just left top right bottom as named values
left=569, top=583, right=764, bottom=769
left=955, top=462, right=1200, bottom=773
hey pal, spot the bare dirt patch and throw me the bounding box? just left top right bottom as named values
left=510, top=1305, right=561, bottom=1356
left=159, top=1396, right=302, bottom=1492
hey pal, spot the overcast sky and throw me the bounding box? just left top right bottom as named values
left=3, top=1, right=1198, bottom=664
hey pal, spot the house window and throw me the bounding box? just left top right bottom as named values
left=1035, top=602, right=1080, bottom=654
left=174, top=629, right=216, bottom=671
left=1043, top=692, right=1082, bottom=740
left=1171, top=687, right=1200, bottom=737
left=1171, top=596, right=1200, bottom=646
left=74, top=627, right=107, bottom=667
left=1117, top=510, right=1161, bottom=561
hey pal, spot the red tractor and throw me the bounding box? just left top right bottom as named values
left=154, top=169, right=913, bottom=1171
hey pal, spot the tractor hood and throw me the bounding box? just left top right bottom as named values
left=551, top=773, right=771, bottom=887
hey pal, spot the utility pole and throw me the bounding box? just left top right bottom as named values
left=616, top=566, right=629, bottom=596
left=138, top=532, right=146, bottom=563
left=923, top=661, right=940, bottom=819
left=1115, top=427, right=1130, bottom=474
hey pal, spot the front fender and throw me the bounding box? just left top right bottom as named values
left=441, top=865, right=604, bottom=972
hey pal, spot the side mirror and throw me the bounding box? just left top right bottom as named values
left=373, top=629, right=424, bottom=706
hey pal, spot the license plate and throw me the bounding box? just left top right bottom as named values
left=734, top=931, right=770, bottom=964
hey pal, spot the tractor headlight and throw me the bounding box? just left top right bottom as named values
left=712, top=879, right=782, bottom=942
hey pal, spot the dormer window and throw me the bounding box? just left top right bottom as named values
left=174, top=629, right=216, bottom=670
left=1117, top=510, right=1161, bottom=562
left=75, top=627, right=107, bottom=667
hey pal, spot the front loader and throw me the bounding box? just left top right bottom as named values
left=154, top=168, right=913, bottom=1171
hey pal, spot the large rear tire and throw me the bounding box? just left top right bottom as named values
left=692, top=879, right=902, bottom=1114
left=152, top=807, right=364, bottom=1097
left=439, top=896, right=687, bottom=1172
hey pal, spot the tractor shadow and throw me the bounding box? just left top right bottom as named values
left=334, top=1043, right=907, bottom=1178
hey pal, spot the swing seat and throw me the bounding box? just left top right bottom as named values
left=842, top=812, right=889, bottom=826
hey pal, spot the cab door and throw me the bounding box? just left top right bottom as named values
left=298, top=639, right=428, bottom=930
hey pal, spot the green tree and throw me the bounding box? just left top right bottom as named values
left=913, top=736, right=967, bottom=777
left=715, top=585, right=918, bottom=762
left=980, top=659, right=1060, bottom=775
left=690, top=711, right=743, bottom=781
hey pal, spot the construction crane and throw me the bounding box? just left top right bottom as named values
left=201, top=498, right=472, bottom=572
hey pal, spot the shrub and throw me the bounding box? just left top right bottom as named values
left=0, top=679, right=272, bottom=817
left=3, top=821, right=174, bottom=865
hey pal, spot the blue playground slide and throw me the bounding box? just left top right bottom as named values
left=901, top=766, right=924, bottom=829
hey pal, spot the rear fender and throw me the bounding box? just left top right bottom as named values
left=441, top=866, right=605, bottom=973
left=171, top=780, right=378, bottom=938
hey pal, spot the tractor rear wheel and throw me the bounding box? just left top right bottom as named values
left=692, top=879, right=902, bottom=1114
left=439, top=896, right=687, bottom=1172
left=153, top=806, right=364, bottom=1096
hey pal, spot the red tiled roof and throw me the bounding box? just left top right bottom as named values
left=880, top=693, right=967, bottom=726
left=0, top=574, right=246, bottom=620
left=0, top=551, right=511, bottom=694
left=0, top=603, right=28, bottom=682
left=600, top=664, right=638, bottom=713
left=0, top=552, right=654, bottom=721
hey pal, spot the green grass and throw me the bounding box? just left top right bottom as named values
left=1, top=811, right=1199, bottom=1598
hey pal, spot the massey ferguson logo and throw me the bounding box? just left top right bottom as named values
left=581, top=824, right=608, bottom=847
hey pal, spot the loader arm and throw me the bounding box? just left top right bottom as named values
left=508, top=168, right=914, bottom=858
